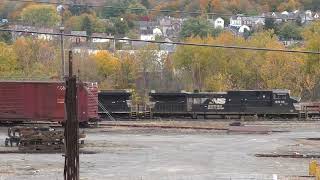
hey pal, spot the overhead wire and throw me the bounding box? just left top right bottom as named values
left=1, top=28, right=320, bottom=55
left=7, top=0, right=319, bottom=21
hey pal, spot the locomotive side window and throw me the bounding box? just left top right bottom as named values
left=274, top=94, right=287, bottom=100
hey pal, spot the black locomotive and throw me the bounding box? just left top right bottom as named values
left=98, top=89, right=304, bottom=119
left=150, top=90, right=299, bottom=119
left=98, top=90, right=132, bottom=118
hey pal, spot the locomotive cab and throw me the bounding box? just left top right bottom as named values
left=271, top=90, right=299, bottom=113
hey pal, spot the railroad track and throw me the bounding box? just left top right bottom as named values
left=95, top=123, right=228, bottom=131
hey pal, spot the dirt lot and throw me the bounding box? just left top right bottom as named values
left=0, top=120, right=319, bottom=180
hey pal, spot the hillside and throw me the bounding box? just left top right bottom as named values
left=71, top=0, right=320, bottom=13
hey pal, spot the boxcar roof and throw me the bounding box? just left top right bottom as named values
left=0, top=80, right=63, bottom=83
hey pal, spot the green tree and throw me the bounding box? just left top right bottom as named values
left=128, top=2, right=147, bottom=16
left=68, top=4, right=91, bottom=16
left=180, top=17, right=213, bottom=39
left=304, top=0, right=320, bottom=11
left=141, top=0, right=151, bottom=9
left=112, top=18, right=129, bottom=36
left=20, top=4, right=59, bottom=27
left=82, top=16, right=93, bottom=36
left=65, top=14, right=106, bottom=33
left=278, top=22, right=302, bottom=40
left=264, top=17, right=276, bottom=31
left=100, top=1, right=127, bottom=18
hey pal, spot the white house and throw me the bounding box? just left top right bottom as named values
left=140, top=29, right=154, bottom=41
left=305, top=10, right=313, bottom=17
left=214, top=17, right=224, bottom=29
left=229, top=15, right=243, bottom=28
left=153, top=28, right=163, bottom=37
left=239, top=25, right=250, bottom=33
left=140, top=28, right=163, bottom=41
left=91, top=33, right=112, bottom=43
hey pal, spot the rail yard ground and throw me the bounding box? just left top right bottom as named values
left=0, top=120, right=319, bottom=180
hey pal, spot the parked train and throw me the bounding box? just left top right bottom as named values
left=0, top=80, right=318, bottom=124
left=98, top=89, right=319, bottom=119
left=0, top=81, right=99, bottom=124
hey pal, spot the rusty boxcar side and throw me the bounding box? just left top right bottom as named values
left=0, top=81, right=98, bottom=123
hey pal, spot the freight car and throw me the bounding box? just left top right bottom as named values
left=150, top=90, right=301, bottom=119
left=0, top=81, right=98, bottom=124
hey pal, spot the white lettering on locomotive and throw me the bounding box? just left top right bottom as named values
left=208, top=105, right=224, bottom=110
left=212, top=98, right=226, bottom=105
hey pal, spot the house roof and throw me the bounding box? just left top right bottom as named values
left=71, top=31, right=87, bottom=36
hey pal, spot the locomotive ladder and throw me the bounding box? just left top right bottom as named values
left=85, top=87, right=115, bottom=121
left=98, top=101, right=115, bottom=121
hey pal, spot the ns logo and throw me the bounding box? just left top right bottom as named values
left=212, top=98, right=226, bottom=105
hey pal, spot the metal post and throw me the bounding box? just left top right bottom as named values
left=60, top=26, right=65, bottom=79
left=64, top=50, right=79, bottom=180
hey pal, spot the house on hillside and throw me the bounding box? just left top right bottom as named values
left=208, top=17, right=224, bottom=29
left=140, top=28, right=163, bottom=41
left=70, top=31, right=87, bottom=44
left=159, top=16, right=183, bottom=38
left=298, top=10, right=316, bottom=24
left=91, top=33, right=113, bottom=43
left=230, top=15, right=243, bottom=28
left=262, top=12, right=283, bottom=24
left=10, top=25, right=55, bottom=40
left=135, top=21, right=159, bottom=31
left=140, top=29, right=154, bottom=41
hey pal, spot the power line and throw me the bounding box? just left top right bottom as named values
left=1, top=28, right=320, bottom=55
left=7, top=0, right=318, bottom=21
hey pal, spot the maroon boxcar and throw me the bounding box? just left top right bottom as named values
left=0, top=81, right=98, bottom=123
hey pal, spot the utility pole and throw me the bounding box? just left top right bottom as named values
left=57, top=5, right=65, bottom=79
left=60, top=26, right=65, bottom=78
left=64, top=51, right=79, bottom=180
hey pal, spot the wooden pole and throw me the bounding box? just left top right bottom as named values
left=64, top=50, right=79, bottom=180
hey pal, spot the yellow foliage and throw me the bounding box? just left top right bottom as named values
left=91, top=51, right=120, bottom=78
left=20, top=4, right=59, bottom=27
left=0, top=42, right=18, bottom=76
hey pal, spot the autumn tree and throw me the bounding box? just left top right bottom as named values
left=65, top=13, right=106, bottom=33
left=173, top=30, right=307, bottom=97
left=0, top=42, right=19, bottom=77
left=13, top=37, right=58, bottom=77
left=115, top=52, right=138, bottom=89
left=20, top=4, right=59, bottom=27
left=90, top=51, right=120, bottom=89
left=301, top=21, right=320, bottom=99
